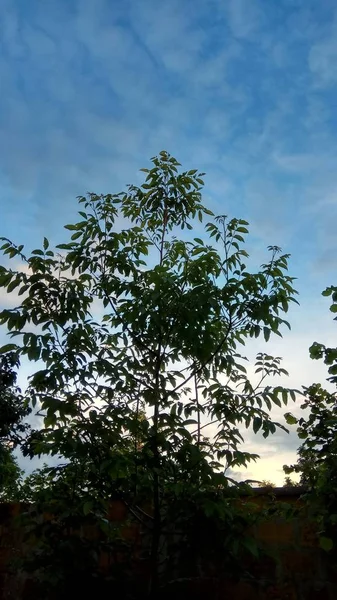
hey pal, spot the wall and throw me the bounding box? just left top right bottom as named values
left=0, top=489, right=336, bottom=599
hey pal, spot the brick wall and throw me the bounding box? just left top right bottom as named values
left=0, top=489, right=336, bottom=599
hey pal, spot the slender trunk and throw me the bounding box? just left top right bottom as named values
left=149, top=204, right=167, bottom=598
left=149, top=422, right=160, bottom=597
left=149, top=368, right=161, bottom=597
left=195, top=374, right=201, bottom=447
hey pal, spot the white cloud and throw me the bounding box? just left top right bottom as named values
left=273, top=151, right=337, bottom=173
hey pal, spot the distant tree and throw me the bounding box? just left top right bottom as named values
left=257, top=479, right=276, bottom=488
left=283, top=476, right=298, bottom=488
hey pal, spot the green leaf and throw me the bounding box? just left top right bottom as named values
left=44, top=414, right=57, bottom=427
left=7, top=280, right=20, bottom=293
left=272, top=396, right=282, bottom=408
left=282, top=389, right=288, bottom=405
left=43, top=237, right=49, bottom=250
left=330, top=305, right=337, bottom=313
left=83, top=501, right=93, bottom=516
left=319, top=536, right=333, bottom=552
left=253, top=417, right=262, bottom=433
left=289, top=390, right=296, bottom=402
left=243, top=537, right=259, bottom=557
left=309, top=342, right=324, bottom=359
left=263, top=327, right=270, bottom=342
left=284, top=412, right=298, bottom=425
left=183, top=419, right=198, bottom=426
left=0, top=343, right=18, bottom=353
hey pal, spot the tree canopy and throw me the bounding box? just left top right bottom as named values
left=0, top=151, right=299, bottom=595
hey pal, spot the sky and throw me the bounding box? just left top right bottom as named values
left=1, top=0, right=337, bottom=484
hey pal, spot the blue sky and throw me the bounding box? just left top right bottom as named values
left=1, top=0, right=337, bottom=483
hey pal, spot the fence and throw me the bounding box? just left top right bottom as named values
left=0, top=488, right=336, bottom=599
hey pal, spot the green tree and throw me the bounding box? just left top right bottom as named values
left=0, top=152, right=298, bottom=595
left=284, top=285, right=337, bottom=551
left=257, top=480, right=276, bottom=488
left=0, top=352, right=30, bottom=500
left=283, top=476, right=299, bottom=488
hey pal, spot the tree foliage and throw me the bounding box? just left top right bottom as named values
left=0, top=152, right=299, bottom=595
left=257, top=480, right=276, bottom=488
left=284, top=285, right=337, bottom=551
left=0, top=353, right=29, bottom=500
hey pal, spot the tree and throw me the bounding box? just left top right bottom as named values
left=0, top=352, right=30, bottom=500
left=283, top=476, right=298, bottom=488
left=284, top=285, right=337, bottom=551
left=0, top=152, right=298, bottom=596
left=257, top=480, right=276, bottom=488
